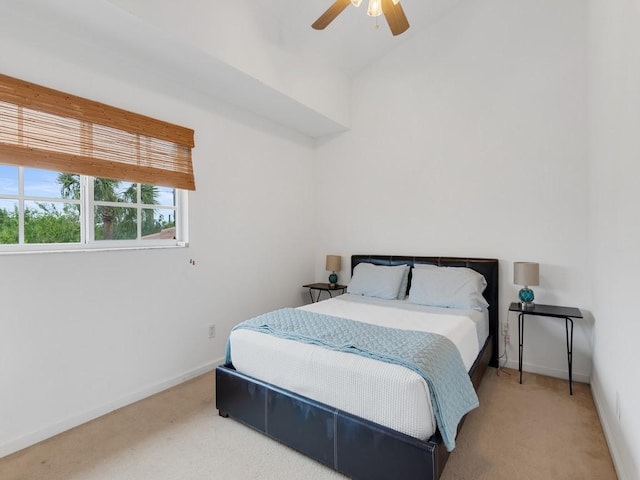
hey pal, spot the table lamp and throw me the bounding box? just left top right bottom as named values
left=514, top=262, right=539, bottom=309
left=326, top=255, right=341, bottom=287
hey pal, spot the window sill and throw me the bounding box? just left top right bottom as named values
left=0, top=242, right=189, bottom=255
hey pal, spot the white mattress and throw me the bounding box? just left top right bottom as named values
left=228, top=294, right=488, bottom=441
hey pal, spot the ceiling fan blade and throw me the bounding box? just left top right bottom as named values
left=312, top=0, right=352, bottom=30
left=381, top=0, right=410, bottom=36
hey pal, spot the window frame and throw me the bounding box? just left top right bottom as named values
left=0, top=165, right=189, bottom=254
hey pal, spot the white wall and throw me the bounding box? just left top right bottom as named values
left=0, top=43, right=317, bottom=457
left=588, top=0, right=640, bottom=478
left=314, top=0, right=591, bottom=381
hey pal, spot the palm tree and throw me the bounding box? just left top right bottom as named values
left=120, top=182, right=159, bottom=237
left=58, top=173, right=81, bottom=200
left=58, top=174, right=159, bottom=240
left=94, top=178, right=121, bottom=240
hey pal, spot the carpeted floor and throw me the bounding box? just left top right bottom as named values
left=0, top=367, right=617, bottom=480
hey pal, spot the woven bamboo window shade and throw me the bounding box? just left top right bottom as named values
left=0, top=73, right=195, bottom=190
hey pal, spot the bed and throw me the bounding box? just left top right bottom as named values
left=216, top=255, right=499, bottom=480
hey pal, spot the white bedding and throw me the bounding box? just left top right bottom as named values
left=228, top=294, right=488, bottom=441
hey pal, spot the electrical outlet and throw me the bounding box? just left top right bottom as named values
left=208, top=324, right=216, bottom=339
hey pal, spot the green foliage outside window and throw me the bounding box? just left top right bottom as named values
left=24, top=203, right=81, bottom=243
left=0, top=201, right=81, bottom=244
left=0, top=206, right=19, bottom=244
left=0, top=171, right=175, bottom=245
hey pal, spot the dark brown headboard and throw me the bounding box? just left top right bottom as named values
left=351, top=255, right=499, bottom=368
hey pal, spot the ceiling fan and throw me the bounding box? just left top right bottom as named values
left=312, top=0, right=410, bottom=36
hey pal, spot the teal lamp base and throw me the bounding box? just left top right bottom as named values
left=519, top=287, right=535, bottom=309
left=328, top=272, right=338, bottom=287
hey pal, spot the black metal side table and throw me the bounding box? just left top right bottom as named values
left=302, top=283, right=347, bottom=303
left=508, top=302, right=583, bottom=395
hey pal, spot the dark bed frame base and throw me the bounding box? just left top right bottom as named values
left=216, top=256, right=499, bottom=480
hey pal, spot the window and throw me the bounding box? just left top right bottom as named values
left=0, top=73, right=194, bottom=252
left=0, top=165, right=80, bottom=245
left=0, top=165, right=186, bottom=250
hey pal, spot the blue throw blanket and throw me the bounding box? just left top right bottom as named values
left=226, top=308, right=479, bottom=451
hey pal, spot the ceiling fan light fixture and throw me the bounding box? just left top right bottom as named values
left=367, top=0, right=382, bottom=17
left=312, top=0, right=409, bottom=36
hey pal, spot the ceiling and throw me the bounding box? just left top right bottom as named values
left=254, top=0, right=466, bottom=75
left=0, top=0, right=465, bottom=137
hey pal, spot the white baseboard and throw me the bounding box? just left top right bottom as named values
left=0, top=357, right=224, bottom=459
left=590, top=370, right=634, bottom=480
left=502, top=359, right=591, bottom=384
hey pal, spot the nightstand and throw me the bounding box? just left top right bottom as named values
left=509, top=302, right=583, bottom=395
left=302, top=283, right=347, bottom=303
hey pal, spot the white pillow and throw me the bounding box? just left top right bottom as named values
left=409, top=264, right=489, bottom=311
left=413, top=264, right=488, bottom=287
left=356, top=262, right=410, bottom=299
left=347, top=263, right=407, bottom=300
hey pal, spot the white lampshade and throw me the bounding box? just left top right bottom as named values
left=326, top=255, right=342, bottom=272
left=514, top=262, right=539, bottom=287
left=351, top=0, right=363, bottom=6
left=367, top=0, right=382, bottom=17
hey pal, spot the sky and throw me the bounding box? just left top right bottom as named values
left=0, top=165, right=175, bottom=206
left=0, top=165, right=177, bottom=231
